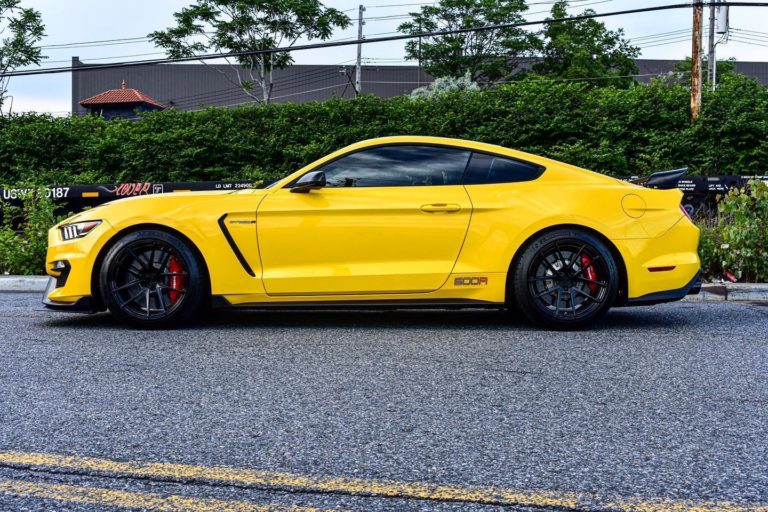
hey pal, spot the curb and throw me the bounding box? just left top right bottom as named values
left=0, top=276, right=48, bottom=293
left=684, top=283, right=768, bottom=302
left=0, top=276, right=767, bottom=301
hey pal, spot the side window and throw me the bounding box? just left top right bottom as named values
left=318, top=145, right=471, bottom=188
left=463, top=152, right=544, bottom=185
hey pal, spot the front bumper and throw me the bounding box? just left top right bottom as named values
left=43, top=219, right=112, bottom=311
left=42, top=276, right=96, bottom=312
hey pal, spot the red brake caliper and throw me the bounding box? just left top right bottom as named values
left=168, top=256, right=185, bottom=305
left=580, top=253, right=599, bottom=294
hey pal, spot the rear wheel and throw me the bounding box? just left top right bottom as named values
left=99, top=230, right=207, bottom=328
left=510, top=229, right=619, bottom=329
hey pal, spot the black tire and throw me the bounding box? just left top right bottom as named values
left=99, top=229, right=208, bottom=329
left=509, top=229, right=619, bottom=329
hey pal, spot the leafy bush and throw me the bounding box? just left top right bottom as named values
left=711, top=179, right=768, bottom=282
left=410, top=72, right=480, bottom=99
left=0, top=189, right=63, bottom=275
left=0, top=74, right=765, bottom=186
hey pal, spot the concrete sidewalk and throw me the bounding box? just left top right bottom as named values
left=3, top=275, right=767, bottom=302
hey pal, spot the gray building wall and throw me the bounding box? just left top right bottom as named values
left=71, top=57, right=431, bottom=115
left=71, top=57, right=768, bottom=115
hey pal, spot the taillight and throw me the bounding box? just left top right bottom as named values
left=680, top=204, right=693, bottom=222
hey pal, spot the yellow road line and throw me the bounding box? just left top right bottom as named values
left=0, top=450, right=765, bottom=512
left=0, top=479, right=335, bottom=512
left=0, top=450, right=577, bottom=509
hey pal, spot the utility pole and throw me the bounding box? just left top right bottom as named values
left=355, top=4, right=365, bottom=98
left=690, top=1, right=703, bottom=121
left=417, top=21, right=422, bottom=88
left=707, top=1, right=717, bottom=91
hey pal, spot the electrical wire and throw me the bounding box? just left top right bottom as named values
left=730, top=37, right=768, bottom=47
left=42, top=52, right=166, bottom=65
left=4, top=2, right=768, bottom=79
left=629, top=29, right=689, bottom=41
left=164, top=61, right=356, bottom=106
left=637, top=37, right=691, bottom=48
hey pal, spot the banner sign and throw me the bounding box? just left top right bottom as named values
left=621, top=175, right=767, bottom=192
left=0, top=181, right=256, bottom=213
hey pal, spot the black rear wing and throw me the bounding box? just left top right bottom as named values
left=630, top=168, right=687, bottom=189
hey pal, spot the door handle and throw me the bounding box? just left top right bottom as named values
left=420, top=203, right=462, bottom=213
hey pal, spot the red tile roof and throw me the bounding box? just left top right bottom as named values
left=80, top=81, right=165, bottom=109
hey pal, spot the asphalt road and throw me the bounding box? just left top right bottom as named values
left=0, top=292, right=766, bottom=511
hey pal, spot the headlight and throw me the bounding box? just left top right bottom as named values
left=60, top=220, right=101, bottom=241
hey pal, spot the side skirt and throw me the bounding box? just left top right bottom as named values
left=211, top=296, right=504, bottom=310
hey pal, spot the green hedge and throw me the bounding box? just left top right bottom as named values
left=0, top=73, right=766, bottom=186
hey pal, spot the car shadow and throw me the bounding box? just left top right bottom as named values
left=40, top=305, right=695, bottom=331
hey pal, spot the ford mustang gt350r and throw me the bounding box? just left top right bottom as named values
left=44, top=136, right=701, bottom=328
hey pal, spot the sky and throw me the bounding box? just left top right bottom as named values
left=5, top=0, right=768, bottom=114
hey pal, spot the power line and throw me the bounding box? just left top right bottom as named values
left=164, top=62, right=357, bottom=106
left=4, top=2, right=768, bottom=79
left=629, top=29, right=689, bottom=41
left=40, top=35, right=151, bottom=49
left=637, top=37, right=691, bottom=48
left=730, top=37, right=768, bottom=47
left=41, top=52, right=166, bottom=65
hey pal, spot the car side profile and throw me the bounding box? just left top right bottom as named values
left=44, top=136, right=701, bottom=329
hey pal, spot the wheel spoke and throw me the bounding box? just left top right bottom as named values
left=161, top=271, right=188, bottom=277
left=554, top=289, right=562, bottom=315
left=535, top=286, right=559, bottom=298
left=112, top=279, right=140, bottom=292
left=145, top=288, right=151, bottom=319
left=574, top=276, right=608, bottom=287
left=127, top=247, right=150, bottom=271
left=155, top=287, right=166, bottom=313
left=158, top=284, right=185, bottom=293
left=542, top=257, right=561, bottom=276
left=158, top=250, right=172, bottom=272
left=571, top=286, right=599, bottom=302
left=570, top=244, right=587, bottom=272
left=570, top=292, right=577, bottom=316
left=529, top=275, right=555, bottom=282
left=121, top=287, right=146, bottom=308
left=554, top=241, right=567, bottom=268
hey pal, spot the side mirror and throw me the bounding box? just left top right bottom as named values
left=291, top=171, right=326, bottom=193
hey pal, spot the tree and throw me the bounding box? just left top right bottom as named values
left=149, top=0, right=350, bottom=104
left=669, top=56, right=737, bottom=85
left=532, top=0, right=639, bottom=87
left=397, top=0, right=540, bottom=82
left=0, top=1, right=45, bottom=114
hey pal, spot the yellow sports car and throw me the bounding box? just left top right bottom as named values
left=44, top=136, right=701, bottom=328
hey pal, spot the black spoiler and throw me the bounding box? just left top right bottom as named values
left=630, top=168, right=687, bottom=190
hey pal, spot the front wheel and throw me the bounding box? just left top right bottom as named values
left=99, top=229, right=208, bottom=328
left=510, top=229, right=619, bottom=329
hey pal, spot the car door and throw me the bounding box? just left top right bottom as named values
left=257, top=144, right=473, bottom=296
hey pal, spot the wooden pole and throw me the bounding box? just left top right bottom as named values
left=691, top=2, right=703, bottom=121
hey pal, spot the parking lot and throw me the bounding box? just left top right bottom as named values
left=1, top=292, right=767, bottom=511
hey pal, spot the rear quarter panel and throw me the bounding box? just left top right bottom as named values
left=456, top=163, right=653, bottom=274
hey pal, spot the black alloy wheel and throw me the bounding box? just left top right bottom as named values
left=99, top=230, right=207, bottom=328
left=510, top=229, right=619, bottom=329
